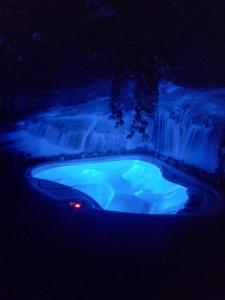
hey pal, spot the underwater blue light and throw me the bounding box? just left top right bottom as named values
left=31, top=159, right=188, bottom=214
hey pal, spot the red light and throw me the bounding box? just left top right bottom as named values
left=74, top=202, right=81, bottom=208
left=69, top=201, right=82, bottom=209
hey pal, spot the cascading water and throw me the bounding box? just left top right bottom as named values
left=149, top=110, right=220, bottom=172
left=25, top=112, right=132, bottom=153
left=6, top=106, right=221, bottom=173
left=2, top=84, right=224, bottom=174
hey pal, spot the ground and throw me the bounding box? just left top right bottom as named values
left=1, top=151, right=225, bottom=300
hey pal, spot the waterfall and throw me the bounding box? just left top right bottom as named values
left=3, top=87, right=223, bottom=175
left=25, top=112, right=132, bottom=153
left=22, top=108, right=221, bottom=173
left=149, top=111, right=220, bottom=172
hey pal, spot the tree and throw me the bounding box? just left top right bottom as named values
left=104, top=1, right=174, bottom=137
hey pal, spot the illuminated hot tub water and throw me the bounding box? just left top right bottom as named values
left=31, top=158, right=190, bottom=214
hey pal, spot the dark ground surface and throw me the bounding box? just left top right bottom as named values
left=0, top=152, right=225, bottom=300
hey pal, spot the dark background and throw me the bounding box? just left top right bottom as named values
left=0, top=0, right=224, bottom=92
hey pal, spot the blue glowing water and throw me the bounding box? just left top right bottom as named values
left=31, top=159, right=188, bottom=214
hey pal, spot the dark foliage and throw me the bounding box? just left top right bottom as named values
left=0, top=0, right=224, bottom=121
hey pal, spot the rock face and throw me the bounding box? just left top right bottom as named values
left=2, top=82, right=225, bottom=175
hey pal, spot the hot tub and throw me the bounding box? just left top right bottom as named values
left=28, top=155, right=221, bottom=215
